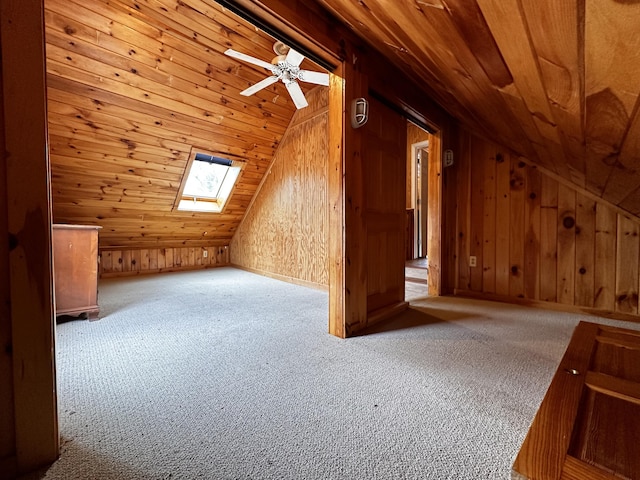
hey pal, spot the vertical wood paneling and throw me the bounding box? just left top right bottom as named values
left=140, top=248, right=150, bottom=271
left=455, top=130, right=640, bottom=321
left=99, top=246, right=229, bottom=277
left=495, top=150, right=511, bottom=295
left=615, top=216, right=639, bottom=314
left=0, top=15, right=15, bottom=466
left=557, top=184, right=576, bottom=304
left=363, top=96, right=407, bottom=315
left=101, top=250, right=112, bottom=272
left=112, top=251, right=123, bottom=273
left=230, top=87, right=329, bottom=288
left=540, top=175, right=559, bottom=302
left=482, top=143, right=497, bottom=293
left=594, top=204, right=617, bottom=310
left=469, top=137, right=485, bottom=292
left=574, top=194, right=596, bottom=307
left=132, top=249, right=141, bottom=272
left=524, top=166, right=541, bottom=300
left=122, top=250, right=132, bottom=272
left=509, top=156, right=526, bottom=297
left=456, top=132, right=471, bottom=290
left=174, top=247, right=182, bottom=268
left=148, top=249, right=158, bottom=270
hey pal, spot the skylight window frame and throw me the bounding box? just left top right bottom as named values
left=174, top=148, right=244, bottom=213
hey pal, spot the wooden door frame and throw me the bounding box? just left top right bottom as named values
left=411, top=139, right=430, bottom=259
left=1, top=0, right=58, bottom=475
left=427, top=130, right=444, bottom=296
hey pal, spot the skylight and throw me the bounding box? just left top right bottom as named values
left=175, top=150, right=243, bottom=213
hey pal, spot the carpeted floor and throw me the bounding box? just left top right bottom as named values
left=21, top=267, right=640, bottom=479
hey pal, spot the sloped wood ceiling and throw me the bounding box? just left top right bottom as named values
left=315, top=0, right=640, bottom=215
left=45, top=0, right=316, bottom=248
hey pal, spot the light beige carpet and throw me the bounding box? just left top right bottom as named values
left=21, top=267, right=640, bottom=480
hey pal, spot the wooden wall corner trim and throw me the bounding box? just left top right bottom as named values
left=2, top=0, right=59, bottom=472
left=328, top=66, right=347, bottom=338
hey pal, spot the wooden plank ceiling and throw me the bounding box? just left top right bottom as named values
left=316, top=0, right=640, bottom=215
left=45, top=0, right=319, bottom=248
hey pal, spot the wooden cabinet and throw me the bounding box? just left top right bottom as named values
left=52, top=224, right=101, bottom=318
left=513, top=321, right=640, bottom=479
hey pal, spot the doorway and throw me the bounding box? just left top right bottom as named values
left=411, top=140, right=429, bottom=259
left=405, top=123, right=431, bottom=300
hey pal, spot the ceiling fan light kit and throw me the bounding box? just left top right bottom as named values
left=224, top=43, right=330, bottom=109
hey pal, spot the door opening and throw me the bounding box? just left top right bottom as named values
left=405, top=120, right=431, bottom=301
left=412, top=141, right=429, bottom=259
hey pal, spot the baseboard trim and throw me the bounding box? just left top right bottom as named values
left=453, top=289, right=640, bottom=325
left=230, top=264, right=329, bottom=292
left=100, top=264, right=229, bottom=279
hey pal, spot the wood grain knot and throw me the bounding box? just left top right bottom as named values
left=495, top=153, right=504, bottom=163
left=579, top=267, right=586, bottom=275
left=562, top=216, right=575, bottom=229
left=511, top=265, right=519, bottom=275
left=509, top=176, right=524, bottom=190
left=529, top=192, right=536, bottom=200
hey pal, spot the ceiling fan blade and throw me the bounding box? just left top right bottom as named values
left=285, top=48, right=305, bottom=67
left=285, top=81, right=308, bottom=109
left=298, top=70, right=330, bottom=86
left=240, top=76, right=279, bottom=96
left=224, top=49, right=275, bottom=72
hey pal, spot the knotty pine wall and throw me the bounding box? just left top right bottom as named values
left=456, top=129, right=640, bottom=318
left=100, top=245, right=229, bottom=277
left=230, top=87, right=329, bottom=288
left=44, top=0, right=303, bottom=250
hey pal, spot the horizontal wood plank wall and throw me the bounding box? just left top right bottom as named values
left=100, top=245, right=229, bottom=277
left=456, top=130, right=640, bottom=321
left=229, top=87, right=329, bottom=288
left=44, top=0, right=307, bottom=249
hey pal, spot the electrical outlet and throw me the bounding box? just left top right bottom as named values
left=203, top=250, right=208, bottom=258
left=469, top=255, right=477, bottom=267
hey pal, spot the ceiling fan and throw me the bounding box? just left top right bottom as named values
left=224, top=42, right=329, bottom=109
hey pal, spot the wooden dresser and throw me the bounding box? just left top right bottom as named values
left=52, top=224, right=101, bottom=319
